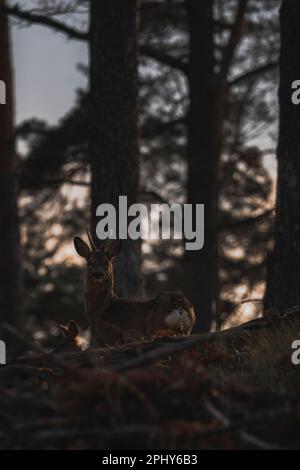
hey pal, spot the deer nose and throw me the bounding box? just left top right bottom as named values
left=92, top=271, right=104, bottom=280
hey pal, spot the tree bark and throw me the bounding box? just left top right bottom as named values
left=264, top=0, right=300, bottom=312
left=89, top=0, right=141, bottom=298
left=184, top=0, right=248, bottom=332
left=0, top=0, right=23, bottom=339
left=184, top=0, right=218, bottom=332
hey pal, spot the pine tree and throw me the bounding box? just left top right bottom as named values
left=89, top=0, right=141, bottom=297
left=264, top=0, right=300, bottom=312
left=184, top=0, right=217, bottom=332
left=0, top=0, right=23, bottom=338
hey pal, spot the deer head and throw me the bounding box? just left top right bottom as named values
left=74, top=231, right=122, bottom=285
left=55, top=320, right=81, bottom=352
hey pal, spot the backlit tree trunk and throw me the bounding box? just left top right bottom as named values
left=184, top=0, right=218, bottom=332
left=0, top=0, right=23, bottom=338
left=89, top=0, right=141, bottom=297
left=184, top=0, right=247, bottom=332
left=264, top=0, right=300, bottom=312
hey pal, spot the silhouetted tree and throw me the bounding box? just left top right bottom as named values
left=3, top=1, right=277, bottom=327
left=264, top=0, right=300, bottom=312
left=89, top=0, right=141, bottom=298
left=183, top=0, right=216, bottom=332
left=184, top=0, right=249, bottom=331
left=0, top=0, right=23, bottom=338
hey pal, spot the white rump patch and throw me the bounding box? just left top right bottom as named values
left=165, top=307, right=192, bottom=331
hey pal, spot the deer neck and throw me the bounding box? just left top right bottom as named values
left=84, top=271, right=116, bottom=321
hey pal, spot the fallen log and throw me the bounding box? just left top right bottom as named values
left=9, top=307, right=300, bottom=372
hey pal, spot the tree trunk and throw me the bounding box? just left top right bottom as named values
left=264, top=0, right=300, bottom=312
left=89, top=0, right=141, bottom=298
left=184, top=0, right=218, bottom=332
left=0, top=1, right=23, bottom=339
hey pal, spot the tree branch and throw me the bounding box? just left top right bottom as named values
left=204, top=398, right=284, bottom=450
left=229, top=61, right=278, bottom=87
left=22, top=176, right=90, bottom=188
left=220, top=209, right=274, bottom=231
left=140, top=189, right=169, bottom=205
left=0, top=4, right=89, bottom=41
left=2, top=5, right=188, bottom=73
left=140, top=45, right=188, bottom=74
left=214, top=20, right=235, bottom=31
left=219, top=0, right=249, bottom=79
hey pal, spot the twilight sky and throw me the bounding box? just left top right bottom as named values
left=11, top=13, right=88, bottom=125
left=8, top=2, right=276, bottom=176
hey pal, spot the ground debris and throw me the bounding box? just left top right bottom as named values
left=1, top=311, right=300, bottom=449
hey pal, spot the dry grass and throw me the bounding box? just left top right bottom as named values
left=1, top=313, right=300, bottom=449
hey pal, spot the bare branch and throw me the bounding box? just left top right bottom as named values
left=219, top=0, right=249, bottom=79
left=204, top=398, right=285, bottom=450
left=229, top=61, right=278, bottom=87
left=2, top=5, right=187, bottom=72
left=140, top=189, right=169, bottom=205
left=0, top=3, right=88, bottom=41
left=214, top=20, right=235, bottom=31
left=22, top=175, right=90, bottom=188
left=140, top=45, right=188, bottom=74
left=220, top=209, right=274, bottom=231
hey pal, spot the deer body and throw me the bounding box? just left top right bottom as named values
left=75, top=236, right=196, bottom=346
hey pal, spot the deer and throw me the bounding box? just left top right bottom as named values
left=53, top=321, right=82, bottom=353
left=74, top=232, right=196, bottom=347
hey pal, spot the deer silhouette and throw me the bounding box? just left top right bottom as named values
left=74, top=231, right=196, bottom=346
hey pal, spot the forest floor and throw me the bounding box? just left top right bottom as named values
left=1, top=310, right=300, bottom=450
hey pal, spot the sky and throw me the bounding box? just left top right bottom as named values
left=11, top=12, right=88, bottom=125
left=9, top=1, right=277, bottom=178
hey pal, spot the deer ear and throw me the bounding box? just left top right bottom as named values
left=106, top=239, right=122, bottom=259
left=67, top=320, right=79, bottom=339
left=74, top=237, right=91, bottom=259
left=59, top=321, right=79, bottom=339
left=58, top=324, right=69, bottom=337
